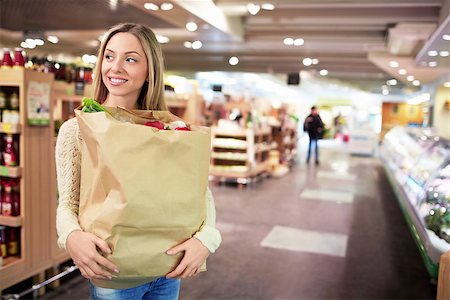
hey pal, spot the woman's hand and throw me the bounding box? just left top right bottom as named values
left=165, top=237, right=210, bottom=279
left=66, top=230, right=119, bottom=280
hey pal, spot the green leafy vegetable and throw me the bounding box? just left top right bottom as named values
left=81, top=97, right=106, bottom=113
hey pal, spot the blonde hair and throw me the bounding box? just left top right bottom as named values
left=93, top=23, right=167, bottom=110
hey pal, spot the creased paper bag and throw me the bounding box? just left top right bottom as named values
left=75, top=107, right=210, bottom=288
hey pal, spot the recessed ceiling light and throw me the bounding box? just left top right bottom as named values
left=444, top=82, right=450, bottom=87
left=319, top=69, right=328, bottom=76
left=156, top=34, right=169, bottom=44
left=427, top=50, right=438, bottom=56
left=186, top=21, right=198, bottom=32
left=20, top=42, right=28, bottom=48
left=312, top=58, right=319, bottom=65
left=302, top=58, right=312, bottom=66
left=191, top=40, right=202, bottom=50
left=293, top=38, right=304, bottom=46
left=398, top=69, right=407, bottom=75
left=439, top=51, right=449, bottom=57
left=247, top=3, right=260, bottom=15
left=388, top=61, right=399, bottom=68
left=382, top=89, right=389, bottom=95
left=160, top=2, right=173, bottom=10
left=443, top=34, right=450, bottom=40
left=183, top=41, right=192, bottom=48
left=406, top=75, right=415, bottom=81
left=428, top=61, right=438, bottom=67
left=387, top=79, right=397, bottom=86
left=144, top=2, right=159, bottom=10
left=229, top=56, right=239, bottom=65
left=34, top=38, right=44, bottom=46
left=283, top=38, right=294, bottom=45
left=47, top=35, right=59, bottom=44
left=412, top=80, right=420, bottom=86
left=261, top=3, right=275, bottom=10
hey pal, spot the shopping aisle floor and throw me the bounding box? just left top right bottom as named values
left=36, top=143, right=435, bottom=299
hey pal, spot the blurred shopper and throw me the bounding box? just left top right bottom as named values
left=334, top=113, right=343, bottom=139
left=55, top=23, right=221, bottom=300
left=304, top=106, right=324, bottom=165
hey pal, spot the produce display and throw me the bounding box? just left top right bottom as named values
left=380, top=126, right=450, bottom=277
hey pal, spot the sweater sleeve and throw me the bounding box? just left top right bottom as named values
left=193, top=187, right=222, bottom=253
left=55, top=119, right=83, bottom=250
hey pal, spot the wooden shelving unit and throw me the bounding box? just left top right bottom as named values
left=209, top=127, right=271, bottom=183
left=271, top=124, right=298, bottom=166
left=0, top=68, right=69, bottom=291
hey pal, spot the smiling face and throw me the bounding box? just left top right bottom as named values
left=101, top=32, right=149, bottom=108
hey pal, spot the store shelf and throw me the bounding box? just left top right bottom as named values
left=0, top=123, right=21, bottom=134
left=0, top=68, right=23, bottom=86
left=0, top=166, right=22, bottom=178
left=0, top=257, right=22, bottom=271
left=0, top=215, right=22, bottom=227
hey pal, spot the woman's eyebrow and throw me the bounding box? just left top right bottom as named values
left=105, top=49, right=142, bottom=57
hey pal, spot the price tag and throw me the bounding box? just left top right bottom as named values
left=2, top=123, right=12, bottom=133
left=0, top=166, right=9, bottom=177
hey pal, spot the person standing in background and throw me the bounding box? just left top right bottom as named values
left=304, top=106, right=324, bottom=165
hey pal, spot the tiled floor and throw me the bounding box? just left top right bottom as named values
left=5, top=142, right=436, bottom=299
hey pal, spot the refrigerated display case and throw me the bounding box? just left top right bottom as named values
left=380, top=126, right=450, bottom=278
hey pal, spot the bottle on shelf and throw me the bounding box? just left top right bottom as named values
left=13, top=48, right=25, bottom=68
left=0, top=226, right=7, bottom=259
left=1, top=48, right=13, bottom=68
left=0, top=91, right=6, bottom=123
left=3, top=135, right=18, bottom=167
left=9, top=92, right=20, bottom=124
left=7, top=227, right=19, bottom=257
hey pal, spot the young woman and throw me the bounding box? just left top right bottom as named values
left=55, top=23, right=221, bottom=300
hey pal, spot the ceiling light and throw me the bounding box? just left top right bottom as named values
left=443, top=34, right=450, bottom=40
left=406, top=75, right=415, bottom=81
left=229, top=56, right=239, bottom=65
left=160, top=2, right=173, bottom=10
left=319, top=69, right=328, bottom=76
left=293, top=38, right=304, bottom=46
left=156, top=34, right=169, bottom=44
left=302, top=58, right=312, bottom=66
left=398, top=69, right=407, bottom=75
left=439, top=51, right=449, bottom=57
left=412, top=80, right=420, bottom=86
left=47, top=55, right=53, bottom=61
left=33, top=38, right=44, bottom=46
left=191, top=40, right=202, bottom=50
left=20, top=42, right=28, bottom=48
left=247, top=3, right=260, bottom=15
left=144, top=2, right=159, bottom=10
left=428, top=61, right=438, bottom=67
left=186, top=21, right=198, bottom=32
left=312, top=58, right=319, bottom=65
left=388, top=61, right=399, bottom=68
left=443, top=82, right=450, bottom=87
left=183, top=41, right=192, bottom=48
left=387, top=79, right=397, bottom=86
left=382, top=89, right=389, bottom=95
left=261, top=3, right=275, bottom=10
left=283, top=38, right=294, bottom=45
left=47, top=35, right=59, bottom=44
left=55, top=63, right=60, bottom=70
left=427, top=50, right=438, bottom=56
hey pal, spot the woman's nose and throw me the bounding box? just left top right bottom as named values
left=111, top=59, right=124, bottom=73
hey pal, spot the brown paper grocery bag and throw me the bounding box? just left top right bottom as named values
left=75, top=107, right=210, bottom=288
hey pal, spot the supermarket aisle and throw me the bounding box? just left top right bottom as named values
left=33, top=145, right=435, bottom=299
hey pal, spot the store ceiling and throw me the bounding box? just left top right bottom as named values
left=0, top=0, right=449, bottom=94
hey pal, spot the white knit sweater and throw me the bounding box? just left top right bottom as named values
left=55, top=117, right=221, bottom=253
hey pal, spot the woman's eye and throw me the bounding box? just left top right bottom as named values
left=104, top=54, right=113, bottom=60
left=126, top=57, right=137, bottom=63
